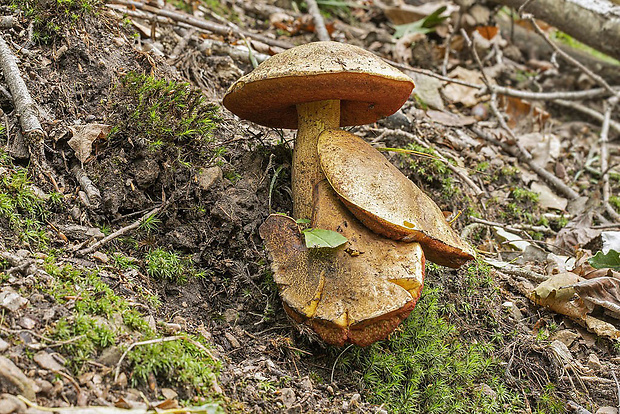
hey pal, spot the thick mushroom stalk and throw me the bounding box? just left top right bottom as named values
left=293, top=100, right=340, bottom=219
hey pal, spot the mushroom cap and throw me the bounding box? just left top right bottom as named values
left=259, top=181, right=425, bottom=346
left=222, top=41, right=414, bottom=129
left=317, top=129, right=475, bottom=268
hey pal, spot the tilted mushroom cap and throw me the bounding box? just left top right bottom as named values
left=222, top=41, right=414, bottom=129
left=317, top=129, right=475, bottom=268
left=259, top=181, right=425, bottom=347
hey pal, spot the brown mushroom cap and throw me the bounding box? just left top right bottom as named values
left=259, top=181, right=425, bottom=346
left=222, top=41, right=414, bottom=129
left=317, top=129, right=475, bottom=268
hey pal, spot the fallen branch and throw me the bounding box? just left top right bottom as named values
left=470, top=216, right=555, bottom=235
left=553, top=99, right=620, bottom=135
left=199, top=38, right=270, bottom=65
left=305, top=0, right=330, bottom=42
left=0, top=34, right=51, bottom=178
left=492, top=0, right=620, bottom=61
left=77, top=196, right=168, bottom=256
left=485, top=258, right=548, bottom=283
left=107, top=0, right=294, bottom=50
left=600, top=96, right=620, bottom=221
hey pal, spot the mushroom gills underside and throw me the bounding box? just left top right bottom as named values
left=258, top=181, right=425, bottom=347
left=317, top=129, right=475, bottom=268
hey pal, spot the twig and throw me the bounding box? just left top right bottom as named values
left=485, top=258, right=548, bottom=283
left=471, top=126, right=580, bottom=201
left=370, top=128, right=485, bottom=197
left=77, top=195, right=168, bottom=256
left=168, top=28, right=195, bottom=62
left=387, top=59, right=618, bottom=100
left=553, top=100, right=620, bottom=135
left=600, top=96, right=620, bottom=221
left=613, top=370, right=620, bottom=414
left=441, top=7, right=461, bottom=76
left=469, top=216, right=555, bottom=235
left=72, top=165, right=101, bottom=209
left=108, top=0, right=294, bottom=50
left=523, top=14, right=616, bottom=96
left=305, top=0, right=330, bottom=41
left=114, top=335, right=216, bottom=382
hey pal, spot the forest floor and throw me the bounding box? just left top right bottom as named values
left=0, top=0, right=620, bottom=413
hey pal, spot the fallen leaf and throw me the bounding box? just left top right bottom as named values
left=555, top=210, right=601, bottom=252
left=68, top=124, right=111, bottom=164
left=500, top=96, right=550, bottom=132
left=531, top=272, right=589, bottom=319
left=519, top=132, right=561, bottom=168
left=409, top=72, right=444, bottom=109
left=442, top=67, right=486, bottom=107
left=573, top=277, right=620, bottom=316
left=426, top=109, right=476, bottom=126
left=302, top=228, right=348, bottom=249
left=382, top=2, right=456, bottom=26
left=589, top=250, right=620, bottom=270
left=494, top=227, right=531, bottom=251
left=475, top=25, right=499, bottom=40
left=530, top=182, right=568, bottom=211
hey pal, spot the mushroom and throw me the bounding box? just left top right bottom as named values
left=259, top=181, right=425, bottom=346
left=317, top=129, right=475, bottom=268
left=222, top=41, right=414, bottom=219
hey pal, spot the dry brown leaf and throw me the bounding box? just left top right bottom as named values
left=68, top=124, right=111, bottom=164
left=499, top=96, right=550, bottom=132
left=382, top=2, right=456, bottom=26
left=573, top=277, right=620, bottom=317
left=584, top=315, right=620, bottom=339
left=531, top=272, right=589, bottom=319
left=475, top=26, right=499, bottom=40
left=426, top=109, right=476, bottom=126
left=555, top=210, right=601, bottom=252
left=442, top=67, right=486, bottom=107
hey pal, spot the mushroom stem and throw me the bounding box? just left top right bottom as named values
left=293, top=99, right=340, bottom=219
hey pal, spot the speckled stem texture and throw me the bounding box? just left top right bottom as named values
left=293, top=100, right=340, bottom=219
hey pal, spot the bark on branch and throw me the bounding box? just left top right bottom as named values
left=492, top=0, right=620, bottom=61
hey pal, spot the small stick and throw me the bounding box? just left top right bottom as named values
left=554, top=99, right=620, bottom=135
left=77, top=195, right=168, bottom=256
left=72, top=165, right=101, bottom=209
left=485, top=258, right=548, bottom=283
left=305, top=0, right=330, bottom=41
left=471, top=126, right=580, bottom=201
left=108, top=0, right=294, bottom=50
left=330, top=343, right=353, bottom=384
left=469, top=216, right=555, bottom=234
left=524, top=14, right=616, bottom=96
left=600, top=96, right=620, bottom=221
left=441, top=7, right=462, bottom=76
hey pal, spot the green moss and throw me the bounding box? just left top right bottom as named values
left=42, top=260, right=220, bottom=397
left=109, top=72, right=219, bottom=148
left=0, top=151, right=51, bottom=249
left=145, top=248, right=206, bottom=283
left=10, top=0, right=102, bottom=43
left=341, top=287, right=523, bottom=413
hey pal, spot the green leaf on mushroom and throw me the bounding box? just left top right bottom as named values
left=302, top=228, right=348, bottom=249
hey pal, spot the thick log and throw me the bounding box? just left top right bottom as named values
left=493, top=0, right=620, bottom=61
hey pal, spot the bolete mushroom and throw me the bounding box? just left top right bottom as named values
left=259, top=181, right=425, bottom=346
left=222, top=41, right=414, bottom=219
left=318, top=129, right=475, bottom=268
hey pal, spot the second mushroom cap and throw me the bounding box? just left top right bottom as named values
left=317, top=129, right=475, bottom=268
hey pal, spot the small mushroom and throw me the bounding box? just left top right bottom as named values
left=259, top=181, right=425, bottom=346
left=223, top=41, right=414, bottom=219
left=317, top=129, right=474, bottom=268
